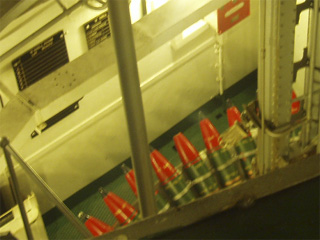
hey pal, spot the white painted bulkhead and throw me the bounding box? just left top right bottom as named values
left=0, top=0, right=260, bottom=213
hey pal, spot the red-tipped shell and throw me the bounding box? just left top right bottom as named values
left=103, top=196, right=130, bottom=225
left=227, top=106, right=242, bottom=127
left=85, top=216, right=114, bottom=236
left=173, top=132, right=200, bottom=167
left=200, top=118, right=221, bottom=151
left=106, top=192, right=137, bottom=221
left=125, top=169, right=137, bottom=196
left=291, top=90, right=300, bottom=114
left=150, top=150, right=177, bottom=184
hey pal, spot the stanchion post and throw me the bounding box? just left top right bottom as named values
left=107, top=0, right=158, bottom=218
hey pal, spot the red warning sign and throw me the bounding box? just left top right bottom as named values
left=217, top=0, right=250, bottom=34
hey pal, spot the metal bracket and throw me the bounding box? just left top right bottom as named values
left=293, top=48, right=310, bottom=82
left=0, top=136, right=9, bottom=148
left=214, top=43, right=224, bottom=95
left=82, top=0, right=108, bottom=10
left=0, top=94, right=3, bottom=108
left=30, top=98, right=82, bottom=138
left=244, top=100, right=261, bottom=128
left=244, top=100, right=307, bottom=138
left=296, top=0, right=314, bottom=25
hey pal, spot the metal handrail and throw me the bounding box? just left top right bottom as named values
left=0, top=137, right=92, bottom=239
left=1, top=137, right=34, bottom=240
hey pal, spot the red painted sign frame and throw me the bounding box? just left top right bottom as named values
left=217, top=0, right=250, bottom=34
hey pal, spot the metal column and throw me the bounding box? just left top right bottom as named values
left=258, top=0, right=297, bottom=174
left=302, top=0, right=320, bottom=149
left=316, top=0, right=320, bottom=154
left=107, top=0, right=157, bottom=217
left=141, top=0, right=147, bottom=16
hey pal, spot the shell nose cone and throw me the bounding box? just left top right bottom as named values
left=200, top=118, right=221, bottom=150
left=150, top=150, right=177, bottom=183
left=227, top=106, right=242, bottom=127
left=173, top=132, right=199, bottom=166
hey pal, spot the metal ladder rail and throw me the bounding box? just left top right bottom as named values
left=302, top=0, right=320, bottom=151
left=0, top=137, right=92, bottom=239
left=311, top=0, right=320, bottom=153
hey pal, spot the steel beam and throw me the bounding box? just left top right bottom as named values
left=302, top=0, right=320, bottom=149
left=258, top=0, right=297, bottom=173
left=317, top=0, right=320, bottom=154
left=1, top=0, right=229, bottom=143
left=141, top=0, right=147, bottom=16
left=107, top=0, right=157, bottom=218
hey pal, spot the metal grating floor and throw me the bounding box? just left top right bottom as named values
left=44, top=71, right=258, bottom=239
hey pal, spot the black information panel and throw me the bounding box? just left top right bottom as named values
left=84, top=12, right=111, bottom=49
left=12, top=31, right=69, bottom=91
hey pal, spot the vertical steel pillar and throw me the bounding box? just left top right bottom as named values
left=316, top=0, right=320, bottom=154
left=258, top=0, right=297, bottom=174
left=107, top=0, right=157, bottom=218
left=302, top=0, right=320, bottom=149
left=141, top=0, right=147, bottom=16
